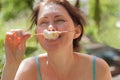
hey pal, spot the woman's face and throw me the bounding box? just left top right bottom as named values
left=36, top=3, right=79, bottom=51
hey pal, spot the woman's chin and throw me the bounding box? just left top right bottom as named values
left=44, top=43, right=61, bottom=52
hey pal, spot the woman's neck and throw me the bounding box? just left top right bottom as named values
left=47, top=46, right=75, bottom=76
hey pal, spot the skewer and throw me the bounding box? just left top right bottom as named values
left=30, top=33, right=43, bottom=38
left=33, top=33, right=43, bottom=36
left=30, top=30, right=75, bottom=38
left=33, top=30, right=74, bottom=35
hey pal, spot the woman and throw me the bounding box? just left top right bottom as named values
left=1, top=0, right=112, bottom=80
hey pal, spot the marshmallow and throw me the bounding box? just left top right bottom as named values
left=43, top=29, right=60, bottom=40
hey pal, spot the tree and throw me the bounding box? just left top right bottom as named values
left=1, top=0, right=34, bottom=21
left=0, top=1, right=1, bottom=12
left=94, top=0, right=101, bottom=28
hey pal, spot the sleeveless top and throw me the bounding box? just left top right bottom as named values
left=35, top=56, right=96, bottom=80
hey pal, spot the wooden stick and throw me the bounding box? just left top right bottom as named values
left=31, top=30, right=75, bottom=37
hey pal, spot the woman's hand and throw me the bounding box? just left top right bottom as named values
left=4, top=29, right=31, bottom=65
left=1, top=29, right=30, bottom=80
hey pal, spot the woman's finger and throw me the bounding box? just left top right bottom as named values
left=22, top=32, right=31, bottom=43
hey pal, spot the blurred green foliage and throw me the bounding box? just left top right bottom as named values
left=85, top=0, right=120, bottom=49
left=1, top=0, right=33, bottom=21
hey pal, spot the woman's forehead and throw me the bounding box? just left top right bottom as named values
left=38, top=4, right=69, bottom=18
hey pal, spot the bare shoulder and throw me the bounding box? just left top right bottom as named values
left=95, top=56, right=112, bottom=80
left=18, top=56, right=37, bottom=70
left=15, top=53, right=47, bottom=80
left=96, top=56, right=109, bottom=71
left=20, top=53, right=47, bottom=65
left=74, top=52, right=112, bottom=80
left=15, top=57, right=37, bottom=80
left=17, top=53, right=47, bottom=70
left=74, top=52, right=110, bottom=68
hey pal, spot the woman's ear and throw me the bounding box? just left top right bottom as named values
left=73, top=25, right=81, bottom=39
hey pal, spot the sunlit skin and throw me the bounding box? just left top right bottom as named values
left=5, top=29, right=30, bottom=64
left=36, top=4, right=78, bottom=52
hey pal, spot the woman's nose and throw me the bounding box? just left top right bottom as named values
left=48, top=25, right=56, bottom=31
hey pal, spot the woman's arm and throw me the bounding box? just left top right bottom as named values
left=1, top=29, right=30, bottom=80
left=1, top=63, right=21, bottom=80
left=14, top=58, right=38, bottom=80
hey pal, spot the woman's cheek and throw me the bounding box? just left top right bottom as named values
left=36, top=27, right=42, bottom=33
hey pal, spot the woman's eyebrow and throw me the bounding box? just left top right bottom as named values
left=55, top=15, right=64, bottom=18
left=37, top=16, right=48, bottom=22
left=38, top=15, right=64, bottom=21
left=40, top=16, right=48, bottom=19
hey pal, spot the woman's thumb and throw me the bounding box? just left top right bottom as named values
left=22, top=32, right=31, bottom=42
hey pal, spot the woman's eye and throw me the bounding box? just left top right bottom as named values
left=39, top=21, right=48, bottom=27
left=55, top=19, right=65, bottom=23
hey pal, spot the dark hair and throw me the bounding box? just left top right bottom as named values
left=29, top=0, right=86, bottom=52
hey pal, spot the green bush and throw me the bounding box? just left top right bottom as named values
left=1, top=0, right=33, bottom=21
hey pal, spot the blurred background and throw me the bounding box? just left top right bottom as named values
left=0, top=0, right=120, bottom=79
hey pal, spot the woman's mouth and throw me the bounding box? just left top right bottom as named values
left=43, top=29, right=61, bottom=40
